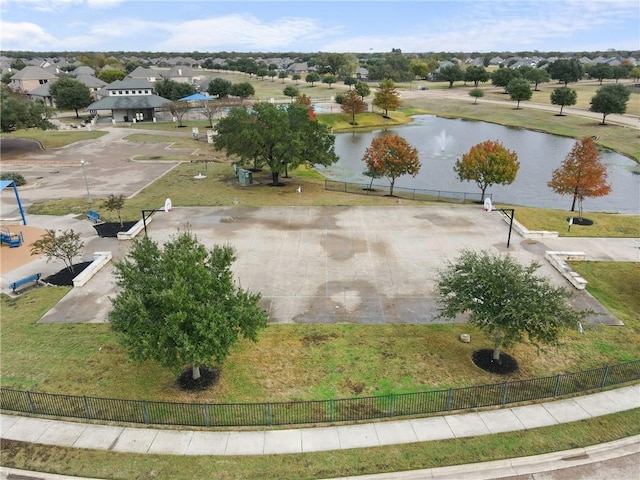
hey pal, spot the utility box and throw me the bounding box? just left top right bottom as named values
left=238, top=169, right=252, bottom=185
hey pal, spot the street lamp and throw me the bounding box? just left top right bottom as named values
left=80, top=159, right=91, bottom=204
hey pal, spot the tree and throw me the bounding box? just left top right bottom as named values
left=278, top=71, right=288, bottom=83
left=547, top=59, right=583, bottom=86
left=491, top=68, right=522, bottom=93
left=214, top=102, right=338, bottom=185
left=367, top=50, right=413, bottom=82
left=109, top=231, right=268, bottom=382
left=548, top=136, right=612, bottom=214
left=611, top=64, right=632, bottom=83
left=354, top=80, right=371, bottom=100
left=469, top=88, right=484, bottom=104
left=305, top=72, right=321, bottom=86
left=630, top=66, right=640, bottom=82
left=103, top=194, right=126, bottom=227
left=10, top=58, right=27, bottom=71
left=550, top=86, right=577, bottom=115
left=344, top=76, right=358, bottom=89
left=0, top=86, right=55, bottom=132
left=169, top=101, right=190, bottom=127
left=97, top=68, right=126, bottom=83
left=49, top=78, right=92, bottom=118
left=341, top=90, right=366, bottom=125
left=373, top=79, right=401, bottom=117
left=590, top=83, right=631, bottom=125
left=322, top=75, right=337, bottom=88
left=229, top=82, right=255, bottom=104
left=523, top=68, right=551, bottom=90
left=506, top=78, right=532, bottom=109
left=292, top=73, right=301, bottom=83
left=437, top=64, right=464, bottom=88
left=454, top=140, right=520, bottom=200
left=200, top=99, right=233, bottom=127
left=155, top=78, right=196, bottom=101
left=30, top=229, right=84, bottom=274
left=207, top=77, right=232, bottom=98
left=410, top=59, right=430, bottom=80
left=283, top=85, right=299, bottom=101
left=436, top=249, right=585, bottom=362
left=464, top=66, right=490, bottom=87
left=587, top=63, right=612, bottom=85
left=256, top=68, right=268, bottom=80
left=361, top=133, right=420, bottom=196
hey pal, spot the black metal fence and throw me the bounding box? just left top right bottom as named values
left=325, top=180, right=489, bottom=204
left=1, top=361, right=638, bottom=427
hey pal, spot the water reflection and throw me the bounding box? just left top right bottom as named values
left=322, top=115, right=639, bottom=213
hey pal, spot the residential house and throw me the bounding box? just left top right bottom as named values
left=85, top=79, right=171, bottom=122
left=286, top=62, right=309, bottom=75
left=162, top=65, right=197, bottom=84
left=127, top=66, right=160, bottom=83
left=8, top=66, right=58, bottom=94
left=75, top=74, right=107, bottom=98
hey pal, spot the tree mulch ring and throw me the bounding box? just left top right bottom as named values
left=567, top=217, right=594, bottom=226
left=93, top=221, right=138, bottom=238
left=43, top=261, right=92, bottom=287
left=472, top=349, right=519, bottom=375
left=176, top=366, right=221, bottom=391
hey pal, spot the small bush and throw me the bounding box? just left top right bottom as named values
left=0, top=172, right=26, bottom=186
left=335, top=93, right=345, bottom=105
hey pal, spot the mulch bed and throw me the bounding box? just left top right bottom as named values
left=43, top=261, right=92, bottom=287
left=93, top=221, right=137, bottom=238
left=567, top=217, right=594, bottom=226
left=176, top=366, right=221, bottom=391
left=472, top=349, right=519, bottom=375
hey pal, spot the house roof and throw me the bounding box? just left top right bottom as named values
left=29, top=83, right=51, bottom=96
left=87, top=94, right=171, bottom=111
left=127, top=66, right=158, bottom=79
left=179, top=93, right=210, bottom=101
left=106, top=79, right=154, bottom=90
left=10, top=66, right=58, bottom=80
left=75, top=74, right=107, bottom=88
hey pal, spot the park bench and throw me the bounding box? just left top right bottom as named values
left=9, top=273, right=42, bottom=293
left=86, top=210, right=101, bottom=223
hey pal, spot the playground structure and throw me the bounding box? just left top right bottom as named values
left=0, top=228, right=23, bottom=248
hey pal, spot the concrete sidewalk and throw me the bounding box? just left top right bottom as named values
left=2, top=385, right=638, bottom=456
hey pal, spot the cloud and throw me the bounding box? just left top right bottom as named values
left=154, top=14, right=338, bottom=51
left=0, top=21, right=59, bottom=49
left=86, top=0, right=124, bottom=8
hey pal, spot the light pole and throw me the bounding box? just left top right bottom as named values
left=80, top=159, right=91, bottom=204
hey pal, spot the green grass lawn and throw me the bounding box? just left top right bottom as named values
left=0, top=129, right=107, bottom=149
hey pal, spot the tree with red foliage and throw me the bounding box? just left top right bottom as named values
left=454, top=140, right=519, bottom=200
left=362, top=133, right=420, bottom=196
left=547, top=137, right=611, bottom=215
left=341, top=90, right=366, bottom=125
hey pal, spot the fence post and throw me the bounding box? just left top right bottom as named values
left=142, top=400, right=149, bottom=424
left=553, top=374, right=562, bottom=397
left=389, top=394, right=394, bottom=417
left=501, top=382, right=509, bottom=405
left=83, top=396, right=91, bottom=419
left=266, top=403, right=272, bottom=426
left=26, top=391, right=36, bottom=414
left=446, top=388, right=453, bottom=411
left=600, top=365, right=610, bottom=388
left=329, top=399, right=334, bottom=423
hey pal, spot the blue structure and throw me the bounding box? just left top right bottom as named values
left=0, top=179, right=27, bottom=225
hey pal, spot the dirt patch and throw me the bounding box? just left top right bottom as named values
left=43, top=261, right=92, bottom=286
left=301, top=332, right=338, bottom=346
left=176, top=366, right=221, bottom=391
left=472, top=349, right=519, bottom=375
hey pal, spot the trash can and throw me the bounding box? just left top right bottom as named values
left=238, top=169, right=253, bottom=185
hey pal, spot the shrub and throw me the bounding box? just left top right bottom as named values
left=335, top=93, right=345, bottom=104
left=0, top=172, right=26, bottom=186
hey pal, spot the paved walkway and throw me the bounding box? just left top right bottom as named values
left=2, top=385, right=638, bottom=456
left=1, top=385, right=638, bottom=479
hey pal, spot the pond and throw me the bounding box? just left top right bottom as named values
left=322, top=115, right=639, bottom=214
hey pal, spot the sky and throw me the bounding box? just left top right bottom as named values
left=0, top=0, right=638, bottom=54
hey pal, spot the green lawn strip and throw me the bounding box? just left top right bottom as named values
left=569, top=262, right=640, bottom=328
left=0, top=129, right=107, bottom=149
left=2, top=409, right=638, bottom=480
left=2, top=267, right=638, bottom=403
left=507, top=205, right=640, bottom=238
